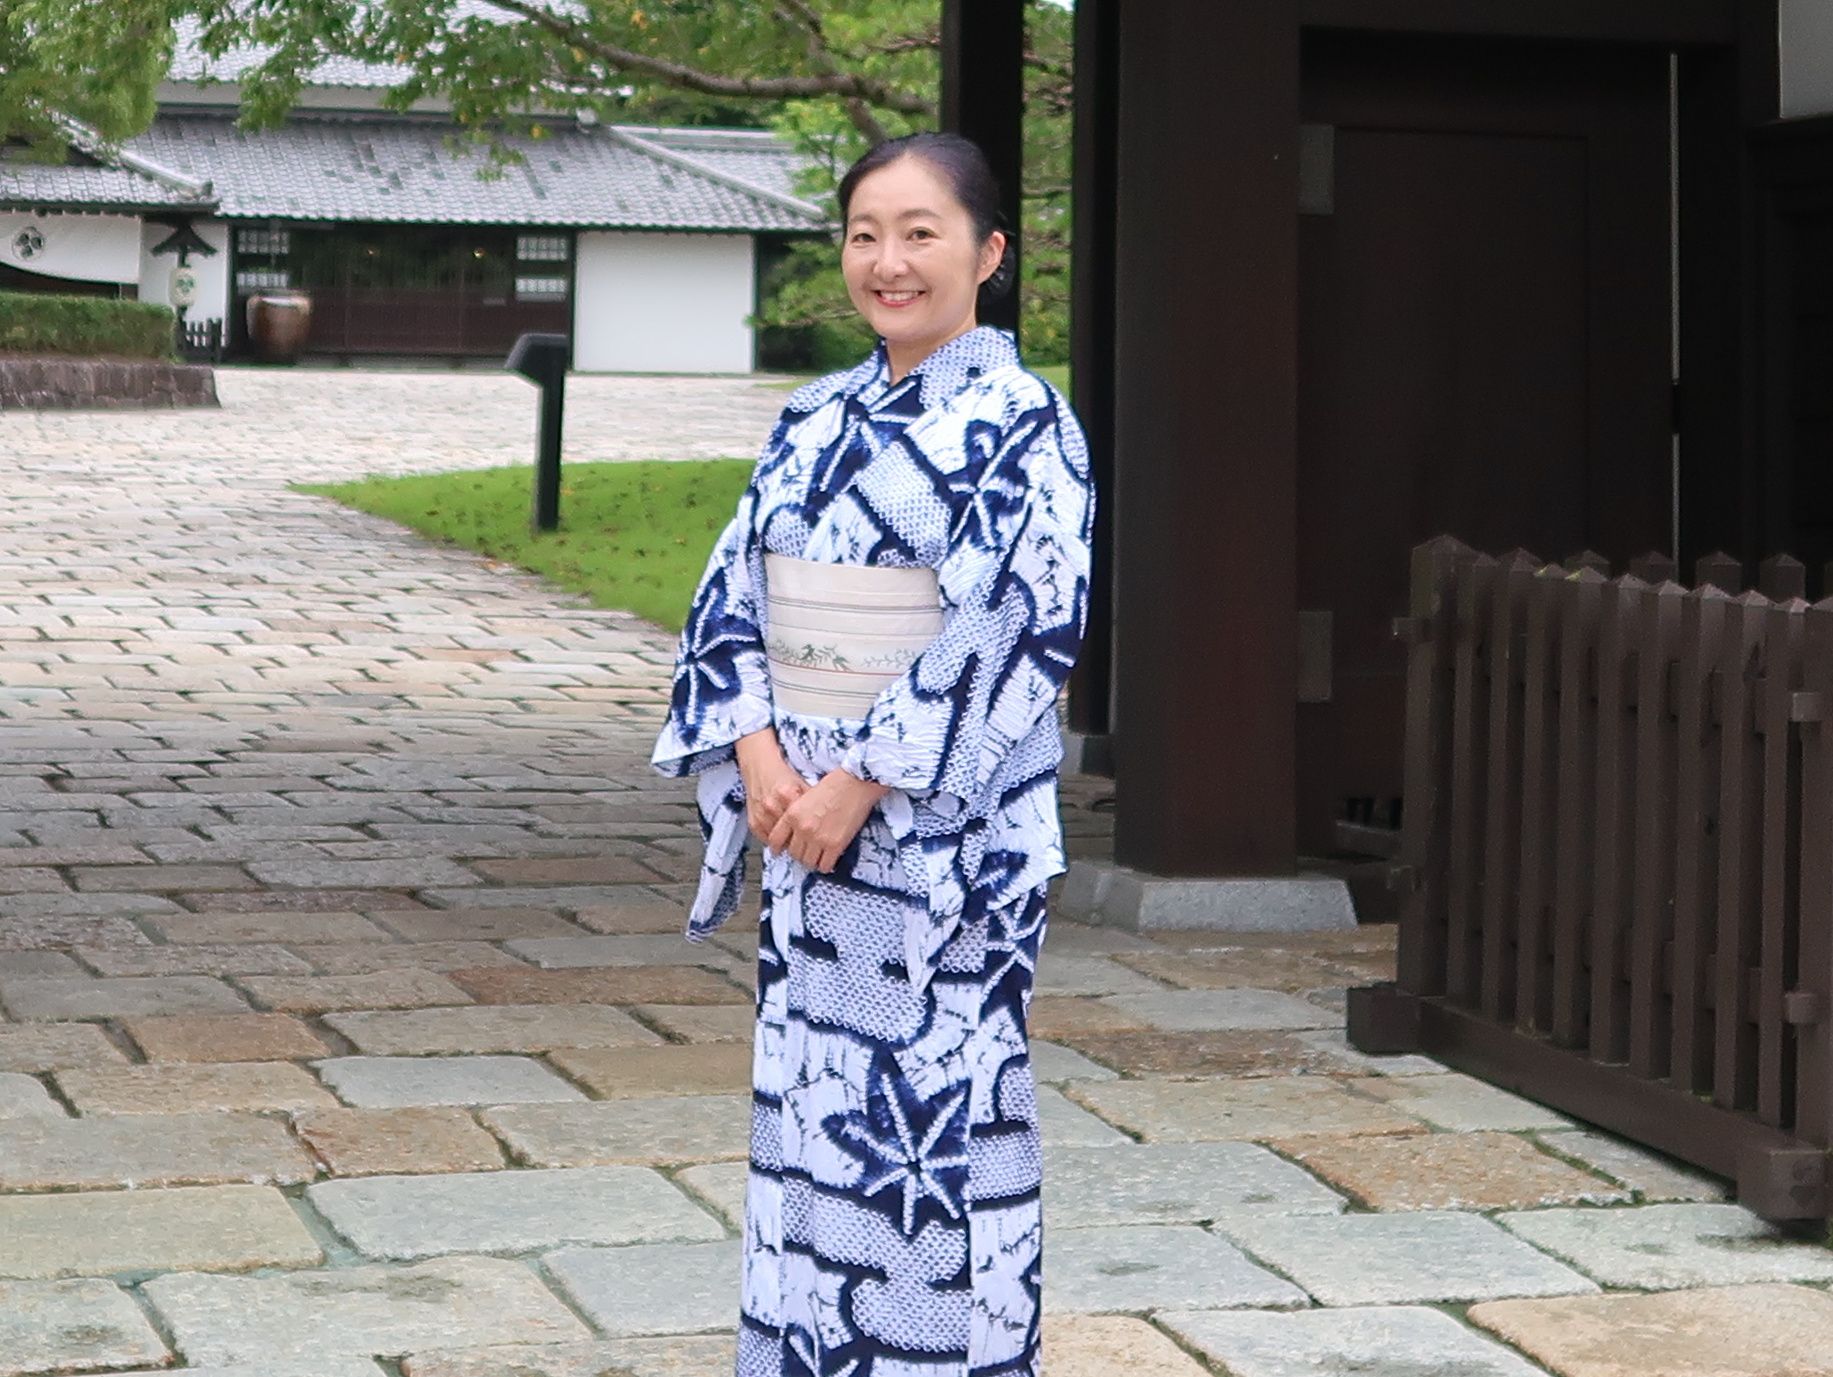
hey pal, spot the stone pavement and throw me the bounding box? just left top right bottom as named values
left=1, top=370, right=1831, bottom=1377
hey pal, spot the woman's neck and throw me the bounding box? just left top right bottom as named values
left=886, top=319, right=979, bottom=384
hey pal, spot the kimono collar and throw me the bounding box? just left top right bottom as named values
left=866, top=326, right=1022, bottom=414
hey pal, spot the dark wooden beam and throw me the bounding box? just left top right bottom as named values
left=940, top=0, right=1025, bottom=337
left=1066, top=0, right=1118, bottom=739
left=1111, top=0, right=1300, bottom=875
left=1299, top=0, right=1739, bottom=45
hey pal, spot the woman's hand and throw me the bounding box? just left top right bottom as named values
left=768, top=768, right=891, bottom=873
left=734, top=729, right=807, bottom=846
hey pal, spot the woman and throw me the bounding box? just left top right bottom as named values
left=654, top=131, right=1093, bottom=1377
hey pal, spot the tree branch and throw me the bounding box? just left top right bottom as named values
left=773, top=0, right=893, bottom=145
left=478, top=0, right=934, bottom=118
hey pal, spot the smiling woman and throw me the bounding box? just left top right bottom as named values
left=653, top=133, right=1092, bottom=1377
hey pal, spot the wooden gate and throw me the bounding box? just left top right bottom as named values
left=1350, top=536, right=1833, bottom=1223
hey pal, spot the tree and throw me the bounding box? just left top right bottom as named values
left=0, top=0, right=175, bottom=155
left=5, top=1, right=1075, bottom=365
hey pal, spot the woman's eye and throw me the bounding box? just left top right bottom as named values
left=909, top=228, right=935, bottom=241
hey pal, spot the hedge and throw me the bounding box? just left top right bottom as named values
left=0, top=292, right=177, bottom=360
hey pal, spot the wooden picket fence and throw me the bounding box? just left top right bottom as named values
left=1348, top=536, right=1832, bottom=1223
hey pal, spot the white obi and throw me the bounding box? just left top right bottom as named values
left=763, top=554, right=942, bottom=719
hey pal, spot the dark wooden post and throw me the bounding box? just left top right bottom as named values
left=940, top=0, right=1025, bottom=338
left=1065, top=0, right=1118, bottom=740
left=1110, top=0, right=1300, bottom=875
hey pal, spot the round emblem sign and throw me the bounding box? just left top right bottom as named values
left=9, top=226, right=46, bottom=263
left=169, top=264, right=199, bottom=309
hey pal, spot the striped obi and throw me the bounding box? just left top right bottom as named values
left=763, top=553, right=943, bottom=719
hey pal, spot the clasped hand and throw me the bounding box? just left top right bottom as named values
left=735, top=729, right=889, bottom=873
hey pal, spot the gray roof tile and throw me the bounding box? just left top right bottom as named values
left=122, top=114, right=823, bottom=230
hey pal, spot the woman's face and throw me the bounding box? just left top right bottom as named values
left=841, top=155, right=1004, bottom=367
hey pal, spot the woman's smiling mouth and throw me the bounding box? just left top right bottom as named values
left=875, top=289, right=923, bottom=306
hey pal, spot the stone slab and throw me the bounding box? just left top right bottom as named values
left=1287, top=1027, right=1446, bottom=1077
left=108, top=1365, right=385, bottom=1377
left=294, top=941, right=524, bottom=974
left=1468, top=1283, right=1833, bottom=1377
left=544, top=1240, right=742, bottom=1336
left=0, top=1278, right=170, bottom=1377
left=240, top=970, right=473, bottom=1013
left=307, top=1166, right=724, bottom=1259
left=1043, top=1314, right=1212, bottom=1377
left=54, top=1060, right=338, bottom=1115
left=631, top=1004, right=755, bottom=1043
left=1058, top=860, right=1356, bottom=932
left=483, top=1095, right=750, bottom=1166
left=141, top=1256, right=593, bottom=1363
left=1070, top=1076, right=1427, bottom=1143
left=0, top=1071, right=65, bottom=1119
left=77, top=943, right=314, bottom=977
left=546, top=1042, right=751, bottom=1098
left=0, top=1024, right=125, bottom=1073
left=1028, top=996, right=1152, bottom=1042
left=123, top=1012, right=334, bottom=1063
left=1279, top=1131, right=1631, bottom=1211
left=1349, top=1073, right=1575, bottom=1132
left=1114, top=947, right=1358, bottom=992
left=316, top=1055, right=588, bottom=1108
left=1217, top=1210, right=1598, bottom=1305
left=0, top=1111, right=316, bottom=1189
left=148, top=911, right=394, bottom=944
left=450, top=964, right=745, bottom=1006
left=1496, top=1202, right=1833, bottom=1290
left=402, top=1337, right=737, bottom=1377
left=377, top=909, right=590, bottom=942
left=503, top=934, right=723, bottom=968
left=1101, top=988, right=1340, bottom=1032
left=0, top=974, right=250, bottom=1020
left=0, top=952, right=85, bottom=978
left=1034, top=955, right=1170, bottom=997
left=1053, top=1029, right=1349, bottom=1080
left=0, top=1184, right=321, bottom=1279
left=1049, top=1224, right=1308, bottom=1313
left=1038, top=1084, right=1130, bottom=1146
left=323, top=1004, right=660, bottom=1055
left=1535, top=1129, right=1731, bottom=1202
left=1047, top=1142, right=1345, bottom=1229
left=1160, top=1305, right=1549, bottom=1377
left=675, top=1161, right=749, bottom=1229
left=295, top=1106, right=508, bottom=1176
left=1028, top=1039, right=1119, bottom=1084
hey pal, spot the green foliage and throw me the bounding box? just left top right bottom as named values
left=3, top=2, right=1075, bottom=365
left=298, top=459, right=755, bottom=632
left=0, top=0, right=173, bottom=152
left=0, top=292, right=177, bottom=359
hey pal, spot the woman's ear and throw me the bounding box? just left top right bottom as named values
left=978, top=229, right=1008, bottom=285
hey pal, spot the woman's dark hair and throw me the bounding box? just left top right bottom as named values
left=836, top=131, right=1018, bottom=303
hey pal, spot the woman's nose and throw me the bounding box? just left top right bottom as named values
left=874, top=243, right=908, bottom=278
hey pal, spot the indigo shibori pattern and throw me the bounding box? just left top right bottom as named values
left=653, top=326, right=1093, bottom=1377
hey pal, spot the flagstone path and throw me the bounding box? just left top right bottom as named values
left=0, top=368, right=1828, bottom=1377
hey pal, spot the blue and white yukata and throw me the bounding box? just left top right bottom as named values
left=653, top=325, right=1093, bottom=1377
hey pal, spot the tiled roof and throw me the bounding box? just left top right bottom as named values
left=0, top=123, right=216, bottom=214
left=121, top=114, right=825, bottom=231
left=0, top=160, right=214, bottom=213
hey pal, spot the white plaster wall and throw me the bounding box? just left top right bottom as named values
left=573, top=231, right=756, bottom=374
left=0, top=212, right=141, bottom=283
left=137, top=218, right=231, bottom=322
left=1781, top=0, right=1833, bottom=117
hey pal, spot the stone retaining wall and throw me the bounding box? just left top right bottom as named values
left=0, top=356, right=219, bottom=410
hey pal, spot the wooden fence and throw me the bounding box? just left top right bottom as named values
left=1347, top=536, right=1832, bottom=1223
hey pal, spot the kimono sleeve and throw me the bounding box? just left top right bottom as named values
left=650, top=482, right=775, bottom=779
left=839, top=393, right=1093, bottom=809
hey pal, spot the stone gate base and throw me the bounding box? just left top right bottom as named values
left=0, top=357, right=218, bottom=410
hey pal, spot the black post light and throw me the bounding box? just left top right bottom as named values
left=505, top=332, right=571, bottom=532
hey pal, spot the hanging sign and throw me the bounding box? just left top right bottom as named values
left=169, top=264, right=199, bottom=309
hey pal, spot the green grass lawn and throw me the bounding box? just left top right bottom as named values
left=297, top=460, right=753, bottom=633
